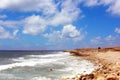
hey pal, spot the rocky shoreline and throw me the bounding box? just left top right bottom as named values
left=62, top=46, right=120, bottom=80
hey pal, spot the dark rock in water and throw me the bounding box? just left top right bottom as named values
left=79, top=74, right=94, bottom=80
left=49, top=68, right=53, bottom=71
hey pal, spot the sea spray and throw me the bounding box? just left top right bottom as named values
left=0, top=51, right=97, bottom=80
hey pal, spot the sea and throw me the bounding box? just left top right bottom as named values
left=0, top=50, right=97, bottom=80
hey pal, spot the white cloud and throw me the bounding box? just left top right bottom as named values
left=1, top=0, right=119, bottom=37
left=91, top=35, right=115, bottom=45
left=102, top=0, right=120, bottom=16
left=90, top=26, right=120, bottom=46
left=22, top=15, right=47, bottom=35
left=106, top=0, right=120, bottom=16
left=83, top=0, right=99, bottom=7
left=0, top=26, right=19, bottom=39
left=105, top=35, right=115, bottom=41
left=44, top=31, right=61, bottom=43
left=21, top=0, right=82, bottom=35
left=44, top=24, right=85, bottom=43
left=90, top=34, right=120, bottom=46
left=0, top=0, right=82, bottom=18
left=0, top=0, right=82, bottom=27
left=100, top=0, right=113, bottom=5
left=90, top=36, right=102, bottom=44
left=104, top=35, right=120, bottom=45
left=61, top=24, right=80, bottom=38
left=0, top=20, right=19, bottom=39
left=50, top=0, right=81, bottom=26
left=13, top=29, right=19, bottom=37
left=0, top=20, right=19, bottom=28
left=0, top=0, right=57, bottom=15
left=83, top=0, right=120, bottom=16
left=61, top=24, right=85, bottom=41
left=115, top=27, right=120, bottom=34
left=50, top=10, right=80, bottom=26
left=0, top=15, right=7, bottom=19
left=0, top=26, right=12, bottom=39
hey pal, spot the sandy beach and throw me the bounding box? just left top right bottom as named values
left=63, top=47, right=120, bottom=80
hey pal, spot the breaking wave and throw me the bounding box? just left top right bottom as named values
left=0, top=51, right=97, bottom=80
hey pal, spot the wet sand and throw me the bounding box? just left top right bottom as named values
left=63, top=47, right=120, bottom=80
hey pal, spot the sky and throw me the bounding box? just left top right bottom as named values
left=0, top=0, right=120, bottom=50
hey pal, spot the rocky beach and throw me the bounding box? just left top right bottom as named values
left=63, top=46, right=120, bottom=80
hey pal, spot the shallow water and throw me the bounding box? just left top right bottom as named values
left=0, top=51, right=97, bottom=80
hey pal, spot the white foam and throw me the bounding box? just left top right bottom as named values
left=31, top=76, right=52, bottom=80
left=0, top=52, right=69, bottom=71
left=0, top=58, right=59, bottom=71
left=0, top=51, right=98, bottom=79
left=31, top=76, right=60, bottom=80
left=0, top=73, right=22, bottom=79
left=28, top=52, right=69, bottom=58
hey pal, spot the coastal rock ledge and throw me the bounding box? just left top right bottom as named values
left=63, top=46, right=120, bottom=80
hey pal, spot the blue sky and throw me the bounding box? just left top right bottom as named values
left=0, top=0, right=120, bottom=50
